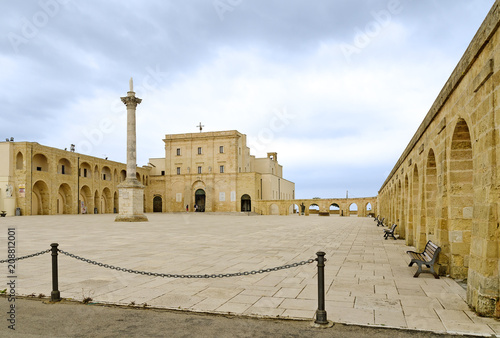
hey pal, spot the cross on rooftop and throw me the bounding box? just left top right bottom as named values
left=197, top=122, right=204, bottom=132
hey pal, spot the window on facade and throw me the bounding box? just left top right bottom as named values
left=198, top=147, right=202, bottom=155
left=177, top=167, right=180, bottom=175
left=161, top=170, right=165, bottom=176
left=220, top=146, right=224, bottom=153
left=198, top=166, right=202, bottom=174
left=176, top=148, right=181, bottom=156
left=36, top=167, right=42, bottom=171
left=220, top=165, right=224, bottom=173
left=61, top=165, right=65, bottom=175
left=83, top=168, right=88, bottom=177
left=103, top=174, right=106, bottom=180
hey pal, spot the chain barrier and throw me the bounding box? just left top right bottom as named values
left=58, top=249, right=315, bottom=278
left=0, top=249, right=51, bottom=263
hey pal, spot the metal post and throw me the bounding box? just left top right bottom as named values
left=315, top=251, right=328, bottom=325
left=50, top=243, right=61, bottom=302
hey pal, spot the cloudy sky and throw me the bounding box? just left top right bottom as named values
left=1, top=0, right=495, bottom=199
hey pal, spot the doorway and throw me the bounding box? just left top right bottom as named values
left=153, top=196, right=162, bottom=212
left=195, top=189, right=206, bottom=212
left=241, top=194, right=251, bottom=212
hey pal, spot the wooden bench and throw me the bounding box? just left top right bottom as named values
left=376, top=217, right=385, bottom=227
left=383, top=223, right=397, bottom=240
left=0, top=211, right=6, bottom=217
left=407, top=241, right=441, bottom=279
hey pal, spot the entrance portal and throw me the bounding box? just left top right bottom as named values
left=195, top=189, right=205, bottom=212
left=153, top=196, right=162, bottom=212
left=241, top=194, right=251, bottom=212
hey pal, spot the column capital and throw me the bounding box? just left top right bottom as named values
left=121, top=95, right=142, bottom=107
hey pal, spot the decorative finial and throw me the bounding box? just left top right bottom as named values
left=197, top=122, right=204, bottom=132
left=129, top=77, right=133, bottom=92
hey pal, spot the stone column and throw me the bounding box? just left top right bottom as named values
left=115, top=78, right=148, bottom=222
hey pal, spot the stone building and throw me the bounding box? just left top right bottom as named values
left=146, top=130, right=295, bottom=213
left=0, top=141, right=151, bottom=216
left=377, top=1, right=500, bottom=316
left=0, top=130, right=294, bottom=216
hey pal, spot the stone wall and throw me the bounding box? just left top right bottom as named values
left=377, top=1, right=500, bottom=316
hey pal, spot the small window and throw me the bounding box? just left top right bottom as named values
left=176, top=148, right=181, bottom=156
left=61, top=165, right=65, bottom=175
left=198, top=147, right=202, bottom=155
left=161, top=170, right=165, bottom=176
left=37, top=167, right=42, bottom=171
left=83, top=168, right=88, bottom=177
left=219, top=146, right=224, bottom=153
left=198, top=166, right=202, bottom=174
left=103, top=174, right=106, bottom=180
left=177, top=167, right=181, bottom=175
left=220, top=165, right=224, bottom=173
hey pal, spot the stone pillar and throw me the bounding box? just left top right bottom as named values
left=115, top=78, right=148, bottom=222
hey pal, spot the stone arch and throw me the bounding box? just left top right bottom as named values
left=16, top=151, right=23, bottom=170
left=241, top=194, right=251, bottom=212
left=32, top=153, right=48, bottom=172
left=32, top=180, right=50, bottom=215
left=94, top=165, right=99, bottom=180
left=136, top=173, right=141, bottom=181
left=120, top=170, right=126, bottom=182
left=269, top=203, right=279, bottom=215
left=422, top=149, right=437, bottom=249
left=102, top=187, right=112, bottom=213
left=57, top=183, right=72, bottom=214
left=80, top=162, right=92, bottom=178
left=153, top=195, right=162, bottom=212
left=79, top=185, right=92, bottom=214
left=349, top=203, right=358, bottom=216
left=309, top=203, right=319, bottom=215
left=404, top=175, right=410, bottom=243
left=114, top=169, right=118, bottom=183
left=397, top=179, right=405, bottom=238
left=411, top=165, right=419, bottom=247
left=448, top=118, right=473, bottom=278
left=330, top=203, right=340, bottom=215
left=113, top=191, right=119, bottom=213
left=94, top=190, right=100, bottom=214
left=102, top=166, right=112, bottom=181
left=288, top=204, right=299, bottom=215
left=58, top=158, right=72, bottom=175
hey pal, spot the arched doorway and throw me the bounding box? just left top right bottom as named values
left=195, top=189, right=205, bottom=212
left=241, top=194, right=251, bottom=212
left=32, top=180, right=50, bottom=215
left=153, top=196, right=162, bottom=212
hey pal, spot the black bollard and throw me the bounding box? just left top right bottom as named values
left=314, top=251, right=328, bottom=325
left=50, top=243, right=61, bottom=302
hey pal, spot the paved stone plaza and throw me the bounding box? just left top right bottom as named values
left=1, top=214, right=499, bottom=336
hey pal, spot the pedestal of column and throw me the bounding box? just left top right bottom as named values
left=115, top=179, right=148, bottom=222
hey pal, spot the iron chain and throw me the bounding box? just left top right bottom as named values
left=58, top=249, right=315, bottom=278
left=0, top=248, right=51, bottom=263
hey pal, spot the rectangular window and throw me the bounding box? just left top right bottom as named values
left=161, top=170, right=165, bottom=176
left=219, top=146, right=224, bottom=153
left=61, top=165, right=65, bottom=175
left=198, top=147, right=202, bottom=155
left=84, top=168, right=87, bottom=177
left=103, top=174, right=106, bottom=181
left=36, top=167, right=42, bottom=171
left=176, top=148, right=181, bottom=156
left=198, top=166, right=202, bottom=174
left=220, top=165, right=224, bottom=173
left=176, top=167, right=180, bottom=175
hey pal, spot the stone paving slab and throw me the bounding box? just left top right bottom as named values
left=1, top=213, right=499, bottom=336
